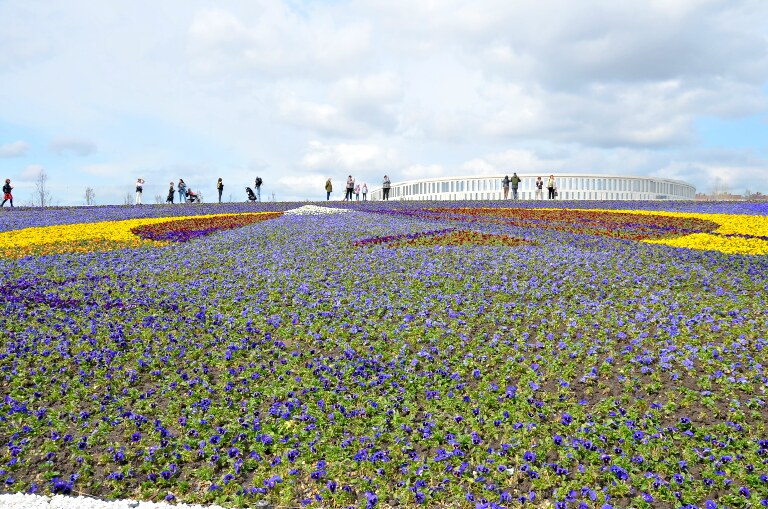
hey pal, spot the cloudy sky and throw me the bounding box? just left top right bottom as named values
left=1, top=0, right=767, bottom=205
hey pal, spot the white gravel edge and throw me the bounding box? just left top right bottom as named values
left=0, top=493, right=229, bottom=509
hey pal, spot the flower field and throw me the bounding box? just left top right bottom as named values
left=1, top=201, right=767, bottom=509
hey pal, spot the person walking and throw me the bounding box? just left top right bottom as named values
left=178, top=179, right=187, bottom=203
left=325, top=178, right=332, bottom=200
left=382, top=175, right=391, bottom=200
left=502, top=175, right=510, bottom=200
left=345, top=175, right=354, bottom=201
left=1, top=179, right=13, bottom=208
left=135, top=177, right=145, bottom=205
left=166, top=182, right=175, bottom=204
left=535, top=177, right=544, bottom=200
left=510, top=173, right=521, bottom=200
left=354, top=183, right=361, bottom=201
left=217, top=178, right=224, bottom=203
left=547, top=175, right=556, bottom=199
left=362, top=183, right=368, bottom=201
left=254, top=176, right=262, bottom=202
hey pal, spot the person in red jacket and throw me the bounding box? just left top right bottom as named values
left=2, top=179, right=13, bottom=207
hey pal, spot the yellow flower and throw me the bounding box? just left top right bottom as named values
left=587, top=208, right=768, bottom=255
left=0, top=212, right=278, bottom=258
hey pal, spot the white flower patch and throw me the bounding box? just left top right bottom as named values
left=283, top=205, right=350, bottom=216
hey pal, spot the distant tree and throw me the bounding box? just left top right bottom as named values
left=744, top=188, right=752, bottom=198
left=84, top=186, right=96, bottom=205
left=123, top=192, right=133, bottom=205
left=34, top=169, right=52, bottom=207
left=154, top=194, right=163, bottom=204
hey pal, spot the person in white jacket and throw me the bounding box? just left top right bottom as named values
left=135, top=178, right=145, bottom=205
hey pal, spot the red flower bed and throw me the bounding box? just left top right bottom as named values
left=428, top=208, right=720, bottom=240
left=131, top=213, right=282, bottom=242
left=355, top=229, right=532, bottom=248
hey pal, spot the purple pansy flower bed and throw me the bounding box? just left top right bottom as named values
left=0, top=201, right=767, bottom=508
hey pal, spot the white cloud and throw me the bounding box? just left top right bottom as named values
left=301, top=141, right=396, bottom=171
left=0, top=140, right=30, bottom=158
left=277, top=98, right=360, bottom=136
left=276, top=173, right=328, bottom=198
left=401, top=164, right=444, bottom=179
left=81, top=163, right=134, bottom=178
left=187, top=6, right=371, bottom=79
left=18, top=164, right=44, bottom=181
left=331, top=73, right=403, bottom=107
left=50, top=138, right=97, bottom=156
left=461, top=149, right=561, bottom=175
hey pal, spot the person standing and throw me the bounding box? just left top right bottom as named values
left=535, top=177, right=544, bottom=200
left=167, top=182, right=175, bottom=204
left=178, top=179, right=187, bottom=203
left=502, top=175, right=510, bottom=200
left=362, top=183, right=368, bottom=201
left=354, top=183, right=361, bottom=201
left=1, top=179, right=13, bottom=208
left=325, top=178, right=332, bottom=200
left=135, top=177, right=145, bottom=205
left=254, top=176, right=262, bottom=202
left=217, top=178, right=224, bottom=203
left=382, top=175, right=391, bottom=200
left=510, top=173, right=521, bottom=200
left=547, top=175, right=556, bottom=199
left=345, top=175, right=354, bottom=201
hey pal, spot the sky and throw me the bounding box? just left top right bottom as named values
left=1, top=0, right=767, bottom=205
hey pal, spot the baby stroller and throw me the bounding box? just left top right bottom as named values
left=186, top=189, right=200, bottom=203
left=246, top=187, right=257, bottom=202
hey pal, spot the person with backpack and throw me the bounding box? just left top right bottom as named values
left=325, top=178, right=332, bottom=200
left=217, top=178, right=224, bottom=203
left=254, top=176, right=263, bottom=202
left=1, top=179, right=13, bottom=208
left=362, top=183, right=368, bottom=201
left=178, top=179, right=187, bottom=203
left=510, top=173, right=521, bottom=200
left=135, top=177, right=145, bottom=205
left=345, top=176, right=354, bottom=201
left=502, top=175, right=510, bottom=200
left=382, top=175, right=391, bottom=200
left=166, top=182, right=175, bottom=204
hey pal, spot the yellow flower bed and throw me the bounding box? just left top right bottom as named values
left=0, top=212, right=278, bottom=258
left=587, top=209, right=768, bottom=255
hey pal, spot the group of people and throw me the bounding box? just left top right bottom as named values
left=502, top=174, right=558, bottom=200
left=4, top=173, right=560, bottom=207
left=132, top=176, right=265, bottom=205
left=324, top=175, right=392, bottom=201
left=325, top=177, right=370, bottom=201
